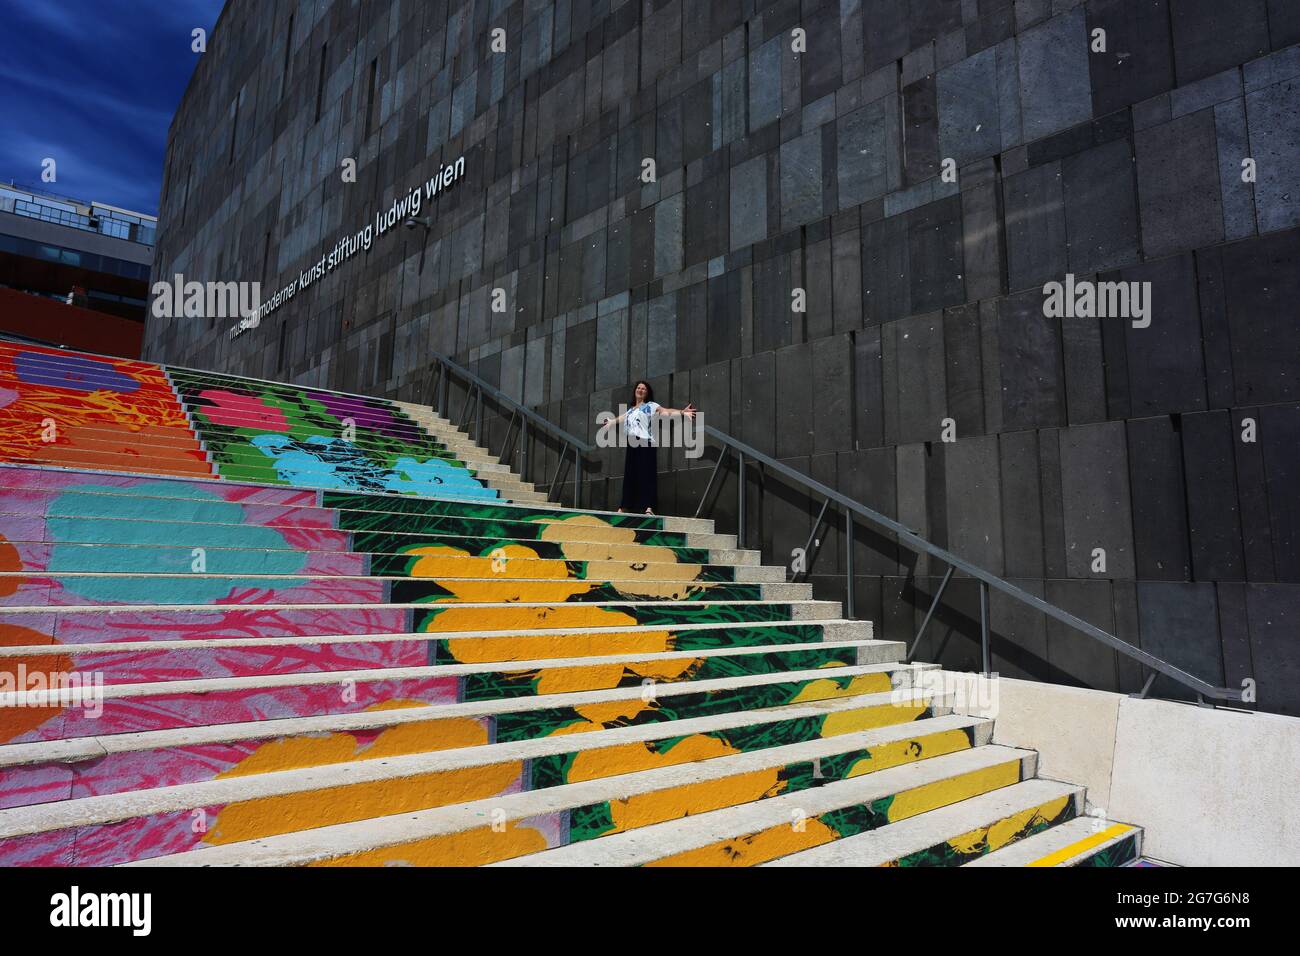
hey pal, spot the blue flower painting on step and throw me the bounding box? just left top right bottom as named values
left=252, top=434, right=498, bottom=499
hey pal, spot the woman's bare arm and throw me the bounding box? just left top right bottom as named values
left=654, top=402, right=697, bottom=418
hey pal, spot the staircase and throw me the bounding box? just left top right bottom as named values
left=0, top=343, right=1143, bottom=866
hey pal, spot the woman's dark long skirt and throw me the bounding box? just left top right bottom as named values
left=620, top=444, right=658, bottom=513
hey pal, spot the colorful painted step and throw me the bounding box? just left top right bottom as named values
left=1, top=573, right=800, bottom=607
left=120, top=742, right=1033, bottom=867
left=0, top=619, right=888, bottom=683
left=0, top=697, right=973, bottom=866
left=3, top=651, right=907, bottom=741
left=0, top=679, right=938, bottom=811
left=763, top=778, right=1087, bottom=867
left=0, top=359, right=1146, bottom=866
left=964, top=814, right=1143, bottom=867
left=0, top=344, right=505, bottom=499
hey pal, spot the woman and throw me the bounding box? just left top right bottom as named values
left=612, top=380, right=696, bottom=515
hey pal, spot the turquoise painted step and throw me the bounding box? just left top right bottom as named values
left=0, top=469, right=682, bottom=534
left=6, top=575, right=770, bottom=606
left=29, top=543, right=741, bottom=581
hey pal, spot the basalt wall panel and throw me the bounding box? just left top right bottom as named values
left=149, top=0, right=1300, bottom=714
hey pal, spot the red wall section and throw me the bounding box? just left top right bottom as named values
left=0, top=287, right=144, bottom=358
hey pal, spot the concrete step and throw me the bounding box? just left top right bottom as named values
left=2, top=648, right=910, bottom=741
left=0, top=466, right=722, bottom=539
left=763, top=777, right=1086, bottom=866
left=3, top=422, right=470, bottom=469
left=0, top=705, right=976, bottom=865
left=1, top=501, right=734, bottom=552
left=964, top=814, right=1143, bottom=867
left=0, top=530, right=758, bottom=569
left=3, top=450, right=499, bottom=499
left=493, top=744, right=1038, bottom=867
left=1, top=573, right=808, bottom=607
left=0, top=418, right=207, bottom=451
left=10, top=544, right=784, bottom=582
left=0, top=598, right=846, bottom=645
left=123, top=736, right=1019, bottom=867
left=0, top=621, right=895, bottom=683
left=0, top=451, right=214, bottom=479
left=2, top=670, right=939, bottom=808
left=0, top=416, right=460, bottom=464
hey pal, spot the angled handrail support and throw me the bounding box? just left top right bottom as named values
left=907, top=564, right=954, bottom=663
left=694, top=446, right=730, bottom=520
left=795, top=498, right=831, bottom=582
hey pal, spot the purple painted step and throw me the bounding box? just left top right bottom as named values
left=9, top=635, right=433, bottom=685
left=0, top=606, right=414, bottom=644
left=8, top=673, right=460, bottom=743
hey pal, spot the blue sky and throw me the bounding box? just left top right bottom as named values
left=0, top=0, right=227, bottom=217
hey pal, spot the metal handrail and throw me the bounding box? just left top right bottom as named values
left=427, top=351, right=593, bottom=507
left=692, top=423, right=1244, bottom=705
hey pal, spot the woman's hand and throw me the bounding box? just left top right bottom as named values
left=683, top=402, right=697, bottom=420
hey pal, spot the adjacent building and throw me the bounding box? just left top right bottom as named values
left=0, top=182, right=155, bottom=356
left=145, top=0, right=1300, bottom=715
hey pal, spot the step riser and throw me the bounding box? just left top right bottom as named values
left=0, top=468, right=319, bottom=506
left=0, top=716, right=970, bottom=866
left=2, top=504, right=712, bottom=548
left=1, top=622, right=882, bottom=683
left=1066, top=829, right=1142, bottom=867
left=6, top=545, right=770, bottom=582
left=3, top=578, right=793, bottom=608
left=2, top=646, right=873, bottom=742
left=7, top=454, right=501, bottom=499
left=0, top=421, right=203, bottom=451
left=0, top=693, right=941, bottom=813
left=1, top=419, right=458, bottom=459
left=0, top=601, right=825, bottom=645
left=1, top=452, right=213, bottom=478
left=0, top=531, right=724, bottom=567
left=0, top=467, right=699, bottom=537
left=645, top=758, right=1037, bottom=868
left=12, top=543, right=367, bottom=576
left=885, top=794, right=1083, bottom=867
left=231, top=753, right=1026, bottom=869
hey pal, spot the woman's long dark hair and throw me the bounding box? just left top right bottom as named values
left=631, top=380, right=654, bottom=404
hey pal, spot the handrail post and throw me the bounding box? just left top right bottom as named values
left=512, top=418, right=522, bottom=481
left=429, top=364, right=442, bottom=415
left=574, top=448, right=582, bottom=509
left=501, top=410, right=519, bottom=463
left=844, top=509, right=854, bottom=618
left=980, top=580, right=991, bottom=677
left=458, top=382, right=473, bottom=429
left=694, top=446, right=730, bottom=520
left=737, top=452, right=745, bottom=550
left=546, top=444, right=566, bottom=502
left=475, top=388, right=483, bottom=445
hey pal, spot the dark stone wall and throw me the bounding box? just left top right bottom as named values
left=147, top=0, right=1300, bottom=714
